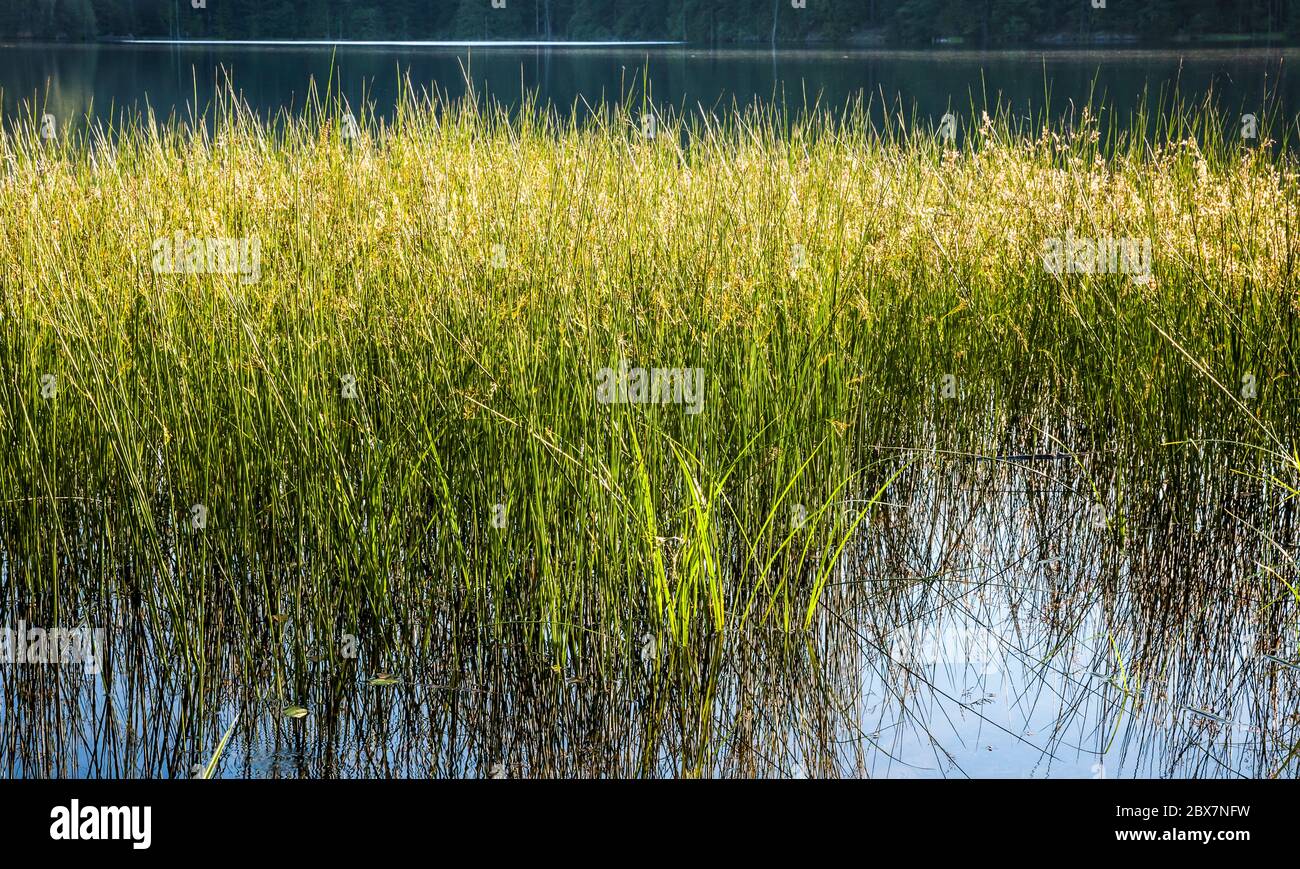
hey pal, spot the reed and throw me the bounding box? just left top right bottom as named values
left=1, top=80, right=1296, bottom=682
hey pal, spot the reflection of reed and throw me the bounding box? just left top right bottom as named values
left=3, top=444, right=1296, bottom=778
left=0, top=46, right=100, bottom=135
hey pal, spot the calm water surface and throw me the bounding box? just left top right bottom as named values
left=0, top=43, right=1295, bottom=128
left=3, top=447, right=1297, bottom=778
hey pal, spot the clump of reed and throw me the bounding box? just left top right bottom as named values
left=0, top=80, right=1296, bottom=678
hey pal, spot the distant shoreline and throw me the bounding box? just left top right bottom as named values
left=0, top=34, right=1295, bottom=49
left=109, top=38, right=1300, bottom=57
left=106, top=38, right=687, bottom=47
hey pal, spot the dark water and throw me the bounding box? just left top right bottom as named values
left=0, top=42, right=1296, bottom=128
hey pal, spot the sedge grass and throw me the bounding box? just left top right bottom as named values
left=0, top=81, right=1297, bottom=676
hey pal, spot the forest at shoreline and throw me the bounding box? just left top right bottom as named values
left=2, top=0, right=1298, bottom=47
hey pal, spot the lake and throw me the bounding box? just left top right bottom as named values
left=1, top=42, right=1297, bottom=130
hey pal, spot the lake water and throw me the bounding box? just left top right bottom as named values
left=1, top=42, right=1297, bottom=130
left=3, top=447, right=1297, bottom=779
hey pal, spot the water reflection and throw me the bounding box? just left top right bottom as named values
left=3, top=443, right=1296, bottom=778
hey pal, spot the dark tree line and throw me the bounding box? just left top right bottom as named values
left=2, top=1, right=1298, bottom=44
